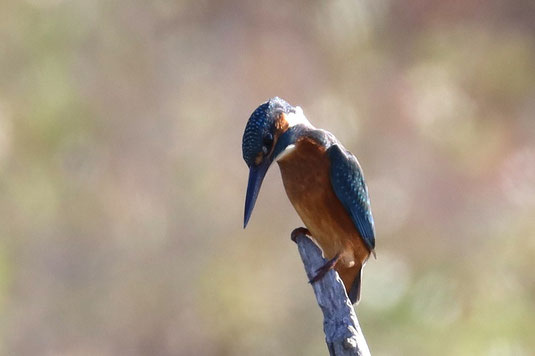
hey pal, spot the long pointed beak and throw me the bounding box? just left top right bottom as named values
left=244, top=159, right=270, bottom=228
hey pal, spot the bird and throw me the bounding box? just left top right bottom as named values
left=242, top=97, right=375, bottom=304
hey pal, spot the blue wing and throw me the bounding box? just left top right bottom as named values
left=328, top=144, right=375, bottom=251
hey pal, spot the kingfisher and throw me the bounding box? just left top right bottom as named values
left=242, top=97, right=375, bottom=304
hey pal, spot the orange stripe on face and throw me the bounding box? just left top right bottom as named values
left=252, top=114, right=291, bottom=165
left=254, top=153, right=263, bottom=165
left=264, top=114, right=290, bottom=160
left=275, top=113, right=290, bottom=132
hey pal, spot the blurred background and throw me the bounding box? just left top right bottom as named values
left=1, top=0, right=535, bottom=355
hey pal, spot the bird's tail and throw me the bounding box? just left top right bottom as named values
left=348, top=267, right=363, bottom=304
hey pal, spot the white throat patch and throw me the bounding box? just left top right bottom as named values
left=275, top=144, right=296, bottom=162
left=285, top=107, right=312, bottom=128
left=275, top=107, right=313, bottom=162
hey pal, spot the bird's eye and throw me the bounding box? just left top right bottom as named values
left=262, top=133, right=274, bottom=155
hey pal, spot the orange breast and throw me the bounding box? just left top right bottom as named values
left=277, top=138, right=369, bottom=267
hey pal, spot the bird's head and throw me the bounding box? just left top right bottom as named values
left=242, top=97, right=310, bottom=228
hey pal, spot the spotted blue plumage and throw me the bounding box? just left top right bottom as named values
left=242, top=97, right=295, bottom=167
left=328, top=144, right=375, bottom=251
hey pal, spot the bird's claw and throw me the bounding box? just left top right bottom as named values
left=309, top=253, right=341, bottom=284
left=291, top=227, right=311, bottom=243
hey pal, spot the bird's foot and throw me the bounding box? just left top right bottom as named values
left=309, top=253, right=341, bottom=284
left=291, top=227, right=311, bottom=243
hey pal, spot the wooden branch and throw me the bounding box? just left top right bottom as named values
left=293, top=231, right=371, bottom=356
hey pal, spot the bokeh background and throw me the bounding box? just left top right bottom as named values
left=1, top=0, right=535, bottom=355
